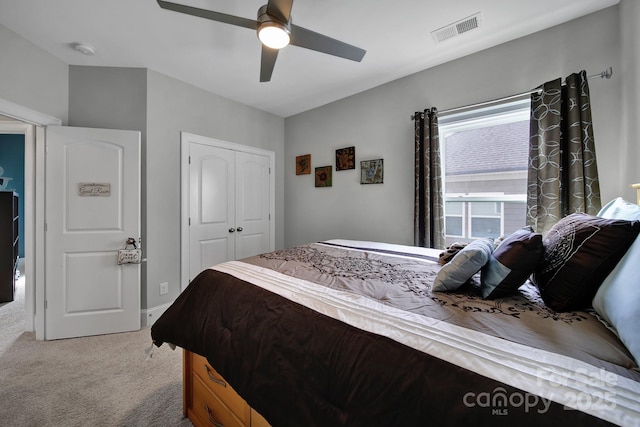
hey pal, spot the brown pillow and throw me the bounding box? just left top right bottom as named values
left=480, top=227, right=543, bottom=299
left=533, top=213, right=640, bottom=312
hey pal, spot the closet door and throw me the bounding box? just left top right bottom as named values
left=235, top=151, right=271, bottom=260
left=187, top=140, right=273, bottom=282
left=189, top=143, right=235, bottom=281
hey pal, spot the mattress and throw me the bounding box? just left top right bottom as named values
left=151, top=240, right=640, bottom=426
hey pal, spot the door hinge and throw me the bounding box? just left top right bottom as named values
left=45, top=300, right=47, bottom=309
left=188, top=217, right=191, bottom=226
left=188, top=155, right=191, bottom=164
left=45, top=223, right=47, bottom=232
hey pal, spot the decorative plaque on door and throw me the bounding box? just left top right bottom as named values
left=78, top=183, right=111, bottom=197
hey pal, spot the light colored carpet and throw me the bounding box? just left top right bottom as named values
left=0, top=277, right=192, bottom=427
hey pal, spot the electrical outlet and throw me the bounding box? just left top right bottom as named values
left=159, top=282, right=169, bottom=295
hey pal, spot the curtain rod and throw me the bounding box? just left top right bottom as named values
left=411, top=66, right=613, bottom=120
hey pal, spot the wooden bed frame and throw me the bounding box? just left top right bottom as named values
left=183, top=350, right=271, bottom=427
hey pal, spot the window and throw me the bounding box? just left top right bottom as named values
left=445, top=201, right=464, bottom=237
left=439, top=97, right=530, bottom=245
left=470, top=201, right=502, bottom=238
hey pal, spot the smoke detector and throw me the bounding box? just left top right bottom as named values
left=431, top=12, right=482, bottom=44
left=73, top=42, right=97, bottom=56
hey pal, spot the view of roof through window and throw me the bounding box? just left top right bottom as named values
left=439, top=100, right=530, bottom=245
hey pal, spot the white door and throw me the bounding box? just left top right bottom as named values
left=188, top=142, right=271, bottom=281
left=235, top=151, right=271, bottom=259
left=45, top=126, right=140, bottom=340
left=189, top=142, right=235, bottom=281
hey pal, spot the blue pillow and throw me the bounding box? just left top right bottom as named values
left=598, top=196, right=640, bottom=220
left=592, top=198, right=640, bottom=365
left=432, top=238, right=493, bottom=292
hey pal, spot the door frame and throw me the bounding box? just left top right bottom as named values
left=0, top=97, right=62, bottom=340
left=180, top=131, right=275, bottom=291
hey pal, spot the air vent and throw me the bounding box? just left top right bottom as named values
left=431, top=12, right=482, bottom=44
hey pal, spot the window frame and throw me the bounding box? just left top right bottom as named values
left=439, top=96, right=530, bottom=243
left=468, top=200, right=504, bottom=240
left=444, top=200, right=465, bottom=239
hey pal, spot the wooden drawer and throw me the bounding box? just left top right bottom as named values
left=190, top=352, right=247, bottom=423
left=191, top=374, right=244, bottom=427
left=184, top=350, right=272, bottom=427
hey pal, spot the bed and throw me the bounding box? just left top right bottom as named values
left=151, top=198, right=640, bottom=427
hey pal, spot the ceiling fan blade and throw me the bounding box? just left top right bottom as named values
left=266, top=0, right=294, bottom=23
left=260, top=46, right=279, bottom=82
left=157, top=0, right=257, bottom=30
left=290, top=24, right=366, bottom=62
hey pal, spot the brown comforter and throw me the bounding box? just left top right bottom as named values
left=151, top=241, right=639, bottom=426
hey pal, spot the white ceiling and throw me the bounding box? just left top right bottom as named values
left=0, top=0, right=619, bottom=117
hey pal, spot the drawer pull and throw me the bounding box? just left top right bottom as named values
left=204, top=404, right=224, bottom=427
left=205, top=365, right=227, bottom=387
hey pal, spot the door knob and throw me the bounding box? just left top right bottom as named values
left=228, top=228, right=235, bottom=233
left=236, top=227, right=243, bottom=232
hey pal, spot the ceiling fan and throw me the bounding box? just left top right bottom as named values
left=157, top=0, right=366, bottom=82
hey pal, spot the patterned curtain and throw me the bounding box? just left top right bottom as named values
left=527, top=70, right=601, bottom=234
left=414, top=108, right=445, bottom=248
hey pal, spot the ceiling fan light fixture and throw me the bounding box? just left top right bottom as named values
left=258, top=23, right=290, bottom=49
left=256, top=4, right=290, bottom=50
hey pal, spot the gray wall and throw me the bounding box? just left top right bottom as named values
left=284, top=5, right=624, bottom=248
left=0, top=23, right=285, bottom=314
left=1, top=2, right=636, bottom=313
left=68, top=65, right=150, bottom=305
left=69, top=66, right=147, bottom=132
left=620, top=0, right=640, bottom=200
left=67, top=67, right=285, bottom=310
left=145, top=70, right=284, bottom=309
left=0, top=25, right=68, bottom=122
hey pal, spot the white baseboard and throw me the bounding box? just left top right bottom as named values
left=141, top=302, right=174, bottom=326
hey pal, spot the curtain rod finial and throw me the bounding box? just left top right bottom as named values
left=602, top=66, right=613, bottom=79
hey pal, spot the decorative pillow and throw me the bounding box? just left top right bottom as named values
left=533, top=213, right=640, bottom=312
left=438, top=242, right=468, bottom=265
left=432, top=238, right=493, bottom=292
left=480, top=227, right=543, bottom=299
left=592, top=198, right=640, bottom=365
left=598, top=196, right=640, bottom=220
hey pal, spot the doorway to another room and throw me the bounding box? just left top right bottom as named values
left=0, top=133, right=25, bottom=282
left=0, top=101, right=61, bottom=339
left=0, top=126, right=27, bottom=338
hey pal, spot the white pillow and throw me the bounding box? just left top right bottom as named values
left=592, top=197, right=640, bottom=365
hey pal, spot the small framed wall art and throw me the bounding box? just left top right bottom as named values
left=296, top=154, right=311, bottom=175
left=335, top=146, right=355, bottom=171
left=315, top=166, right=332, bottom=187
left=360, top=159, right=383, bottom=184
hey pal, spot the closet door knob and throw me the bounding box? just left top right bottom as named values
left=236, top=227, right=243, bottom=232
left=228, top=228, right=235, bottom=233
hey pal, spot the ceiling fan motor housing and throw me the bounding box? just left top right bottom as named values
left=257, top=4, right=291, bottom=49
